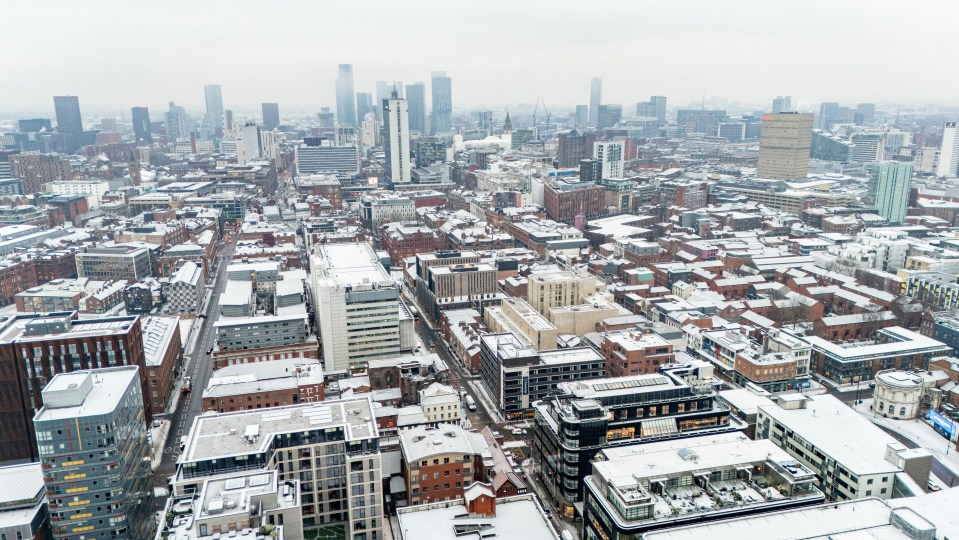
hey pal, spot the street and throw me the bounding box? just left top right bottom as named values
left=153, top=232, right=239, bottom=489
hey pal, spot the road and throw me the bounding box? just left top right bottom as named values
left=871, top=422, right=958, bottom=488
left=153, top=233, right=239, bottom=489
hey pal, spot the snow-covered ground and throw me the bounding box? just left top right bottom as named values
left=853, top=398, right=959, bottom=476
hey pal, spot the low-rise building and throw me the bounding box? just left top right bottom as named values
left=396, top=489, right=558, bottom=540
left=202, top=358, right=324, bottom=413
left=0, top=463, right=50, bottom=540
left=601, top=330, right=674, bottom=377
left=168, top=260, right=204, bottom=314
left=419, top=382, right=461, bottom=423
left=871, top=369, right=946, bottom=420
left=398, top=424, right=490, bottom=506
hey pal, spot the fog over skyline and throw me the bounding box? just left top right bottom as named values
left=5, top=0, right=959, bottom=116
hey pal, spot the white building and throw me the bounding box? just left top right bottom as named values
left=594, top=140, right=625, bottom=179
left=756, top=393, right=930, bottom=501
left=872, top=369, right=946, bottom=420
left=310, top=242, right=401, bottom=371
left=42, top=179, right=110, bottom=208
left=936, top=121, right=959, bottom=178
left=419, top=382, right=461, bottom=423
left=294, top=142, right=360, bottom=177
left=383, top=91, right=411, bottom=184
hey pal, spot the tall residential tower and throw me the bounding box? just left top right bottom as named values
left=335, top=64, right=357, bottom=126
left=431, top=71, right=452, bottom=134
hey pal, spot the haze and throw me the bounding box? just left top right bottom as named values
left=3, top=0, right=959, bottom=115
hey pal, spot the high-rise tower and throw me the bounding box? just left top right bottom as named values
left=131, top=106, right=152, bottom=144
left=203, top=84, right=224, bottom=137
left=589, top=77, right=602, bottom=128
left=382, top=89, right=411, bottom=184
left=757, top=113, right=814, bottom=179
left=405, top=82, right=426, bottom=133
left=431, top=71, right=452, bottom=134
left=335, top=64, right=357, bottom=126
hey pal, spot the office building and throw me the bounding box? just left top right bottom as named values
left=937, top=122, right=959, bottom=178
left=335, top=64, right=356, bottom=126
left=594, top=140, right=625, bottom=179
left=543, top=178, right=605, bottom=223
left=309, top=243, right=400, bottom=371
left=811, top=129, right=852, bottom=161
left=589, top=77, right=602, bottom=127
left=405, top=82, right=426, bottom=133
left=757, top=393, right=930, bottom=501
left=130, top=106, right=152, bottom=143
left=532, top=363, right=742, bottom=514
left=596, top=104, right=622, bottom=129
left=415, top=137, right=446, bottom=167
left=636, top=101, right=657, bottom=118
left=382, top=90, right=411, bottom=184
left=856, top=102, right=876, bottom=125
left=583, top=434, right=824, bottom=538
left=76, top=245, right=152, bottom=280
left=18, top=118, right=52, bottom=133
left=556, top=129, right=598, bottom=168
left=867, top=161, right=913, bottom=224
left=214, top=314, right=310, bottom=352
left=175, top=397, right=382, bottom=539
left=355, top=91, right=373, bottom=122
left=771, top=95, right=792, bottom=113
left=676, top=109, right=727, bottom=136
left=601, top=330, right=674, bottom=377
left=294, top=138, right=360, bottom=177
left=431, top=71, right=452, bottom=134
left=34, top=367, right=152, bottom=539
left=261, top=102, right=280, bottom=130
left=575, top=104, right=589, bottom=126
left=717, top=121, right=745, bottom=142
left=415, top=261, right=500, bottom=322
left=164, top=101, right=189, bottom=141
left=650, top=95, right=667, bottom=125
left=757, top=113, right=814, bottom=179
left=817, top=101, right=841, bottom=130
left=53, top=95, right=83, bottom=135
left=204, top=84, right=224, bottom=137
left=479, top=333, right=604, bottom=417
left=202, top=357, right=324, bottom=413
left=850, top=132, right=884, bottom=162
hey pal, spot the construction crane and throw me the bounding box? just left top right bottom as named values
left=532, top=97, right=551, bottom=140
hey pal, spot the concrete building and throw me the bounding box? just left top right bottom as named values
left=871, top=369, right=944, bottom=420
left=34, top=367, right=152, bottom=540
left=479, top=333, right=604, bottom=417
left=589, top=77, right=602, bottom=128
left=398, top=424, right=489, bottom=505
left=676, top=110, right=727, bottom=137
left=310, top=243, right=400, bottom=371
left=771, top=95, right=792, bottom=113
left=361, top=195, right=415, bottom=226
left=168, top=260, right=204, bottom=314
left=294, top=140, right=360, bottom=177
left=175, top=397, right=382, bottom=540
left=531, top=363, right=742, bottom=515
left=483, top=298, right=558, bottom=351
left=756, top=393, right=930, bottom=500
left=76, top=245, right=152, bottom=281
left=757, top=113, right=814, bottom=179
left=261, top=102, right=280, bottom=130
left=0, top=463, right=50, bottom=540
left=214, top=314, right=310, bottom=352
left=383, top=90, right=412, bottom=184
left=867, top=161, right=913, bottom=224
left=582, top=433, right=824, bottom=539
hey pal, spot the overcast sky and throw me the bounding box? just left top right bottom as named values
left=4, top=0, right=958, bottom=117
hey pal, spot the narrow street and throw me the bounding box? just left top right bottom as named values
left=153, top=233, right=239, bottom=489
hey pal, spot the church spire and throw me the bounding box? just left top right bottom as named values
left=503, top=111, right=512, bottom=133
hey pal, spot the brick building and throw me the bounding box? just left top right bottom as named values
left=142, top=316, right=182, bottom=415
left=380, top=222, right=444, bottom=266
left=543, top=180, right=605, bottom=223
left=600, top=331, right=675, bottom=377
left=202, top=358, right=324, bottom=413
left=399, top=424, right=490, bottom=505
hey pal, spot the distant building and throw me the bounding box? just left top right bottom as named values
left=34, top=367, right=152, bottom=539
left=596, top=104, right=622, bottom=129
left=261, top=102, right=280, bottom=130
left=131, top=106, right=152, bottom=143
left=867, top=161, right=913, bottom=224
left=811, top=130, right=852, bottom=161
left=431, top=71, right=453, bottom=134
left=294, top=138, right=360, bottom=177
left=937, top=121, right=959, bottom=178
left=405, top=82, right=426, bottom=133
left=676, top=109, right=727, bottom=137
left=589, top=77, right=602, bottom=128
left=335, top=64, right=356, bottom=126
left=543, top=179, right=605, bottom=223
left=53, top=95, right=83, bottom=135
left=757, top=113, right=814, bottom=179
left=594, top=140, right=625, bottom=179
left=772, top=95, right=792, bottom=113
left=383, top=90, right=411, bottom=184
left=203, top=84, right=224, bottom=138
left=9, top=152, right=73, bottom=194
left=76, top=245, right=152, bottom=280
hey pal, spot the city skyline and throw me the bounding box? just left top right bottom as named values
left=4, top=1, right=959, bottom=116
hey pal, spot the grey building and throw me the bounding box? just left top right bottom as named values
left=0, top=463, right=50, bottom=540
left=479, top=333, right=605, bottom=418
left=203, top=84, right=224, bottom=137
left=76, top=245, right=152, bottom=280
left=415, top=137, right=446, bottom=167
left=650, top=95, right=667, bottom=126
left=589, top=77, right=602, bottom=128
left=355, top=92, right=374, bottom=122
left=811, top=130, right=852, bottom=162
left=214, top=314, right=310, bottom=352
left=406, top=82, right=427, bottom=133
left=261, top=102, right=280, bottom=130
left=167, top=260, right=203, bottom=314
left=34, top=367, right=152, bottom=539
left=131, top=106, right=152, bottom=143
left=431, top=71, right=452, bottom=134
left=335, top=64, right=357, bottom=126
left=294, top=140, right=360, bottom=177
left=676, top=109, right=727, bottom=137
left=53, top=95, right=83, bottom=135
left=597, top=104, right=622, bottom=129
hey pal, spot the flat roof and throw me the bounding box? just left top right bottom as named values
left=34, top=367, right=139, bottom=422
left=203, top=358, right=323, bottom=399
left=313, top=242, right=392, bottom=286
left=559, top=373, right=682, bottom=399
left=141, top=316, right=179, bottom=367
left=396, top=494, right=558, bottom=540
left=213, top=313, right=308, bottom=328
left=757, top=394, right=901, bottom=476
left=804, top=326, right=950, bottom=360
left=181, top=397, right=377, bottom=462
left=398, top=424, right=488, bottom=463
left=0, top=462, right=44, bottom=506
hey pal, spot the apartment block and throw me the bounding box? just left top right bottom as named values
left=175, top=397, right=383, bottom=539
left=34, top=367, right=152, bottom=540
left=398, top=424, right=490, bottom=505
left=202, top=358, right=324, bottom=413
left=527, top=269, right=596, bottom=314
left=601, top=330, right=674, bottom=377
left=76, top=245, right=152, bottom=281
